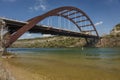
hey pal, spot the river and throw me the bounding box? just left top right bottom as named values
left=4, top=48, right=120, bottom=80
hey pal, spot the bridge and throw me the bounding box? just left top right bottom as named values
left=0, top=6, right=99, bottom=54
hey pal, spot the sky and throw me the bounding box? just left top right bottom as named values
left=0, top=0, right=120, bottom=39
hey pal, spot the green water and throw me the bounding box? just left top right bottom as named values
left=6, top=48, right=120, bottom=80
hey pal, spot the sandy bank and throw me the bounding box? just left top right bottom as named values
left=0, top=59, right=47, bottom=80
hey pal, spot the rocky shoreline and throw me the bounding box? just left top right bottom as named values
left=96, top=37, right=120, bottom=47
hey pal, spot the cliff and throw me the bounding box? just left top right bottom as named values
left=11, top=36, right=120, bottom=48
left=11, top=36, right=86, bottom=48
left=96, top=36, right=120, bottom=47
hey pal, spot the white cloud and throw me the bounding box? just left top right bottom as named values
left=29, top=0, right=47, bottom=11
left=95, top=21, right=103, bottom=26
left=2, top=0, right=16, bottom=2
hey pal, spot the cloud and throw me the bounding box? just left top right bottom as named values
left=95, top=21, right=103, bottom=26
left=29, top=0, right=47, bottom=11
left=1, top=0, right=16, bottom=2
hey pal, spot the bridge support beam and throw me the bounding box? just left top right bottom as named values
left=0, top=19, right=7, bottom=56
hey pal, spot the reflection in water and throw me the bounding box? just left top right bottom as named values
left=4, top=48, right=120, bottom=80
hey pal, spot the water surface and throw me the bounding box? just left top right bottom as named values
left=5, top=48, right=120, bottom=80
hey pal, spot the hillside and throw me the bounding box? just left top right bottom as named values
left=11, top=36, right=86, bottom=48
left=95, top=23, right=120, bottom=47
left=96, top=36, right=120, bottom=47
left=10, top=35, right=120, bottom=48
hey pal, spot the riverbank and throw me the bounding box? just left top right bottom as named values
left=96, top=36, right=120, bottom=47
left=0, top=59, right=45, bottom=80
left=0, top=59, right=51, bottom=80
left=11, top=36, right=120, bottom=48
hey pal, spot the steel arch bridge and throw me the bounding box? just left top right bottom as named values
left=0, top=6, right=99, bottom=48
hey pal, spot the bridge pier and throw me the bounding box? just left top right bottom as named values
left=84, top=37, right=99, bottom=47
left=0, top=19, right=7, bottom=56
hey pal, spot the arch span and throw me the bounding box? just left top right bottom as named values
left=6, top=6, right=99, bottom=47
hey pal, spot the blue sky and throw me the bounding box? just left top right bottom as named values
left=0, top=0, right=120, bottom=39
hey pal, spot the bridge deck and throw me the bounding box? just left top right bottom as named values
left=1, top=17, right=98, bottom=38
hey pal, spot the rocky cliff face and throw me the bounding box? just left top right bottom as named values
left=96, top=37, right=120, bottom=47
left=110, top=23, right=120, bottom=37
left=95, top=23, right=120, bottom=47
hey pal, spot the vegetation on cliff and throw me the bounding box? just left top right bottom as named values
left=11, top=36, right=86, bottom=48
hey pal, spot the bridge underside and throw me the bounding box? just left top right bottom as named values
left=2, top=19, right=98, bottom=39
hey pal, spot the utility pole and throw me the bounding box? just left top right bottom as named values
left=0, top=19, right=6, bottom=56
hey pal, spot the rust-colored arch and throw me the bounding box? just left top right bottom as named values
left=6, top=6, right=99, bottom=47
